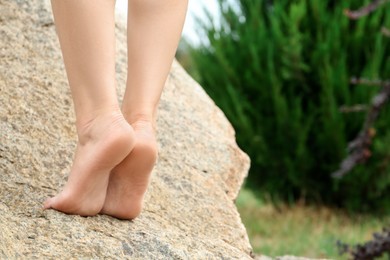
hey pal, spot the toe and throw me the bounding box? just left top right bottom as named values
left=43, top=197, right=55, bottom=210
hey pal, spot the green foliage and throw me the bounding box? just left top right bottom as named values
left=185, top=0, right=390, bottom=211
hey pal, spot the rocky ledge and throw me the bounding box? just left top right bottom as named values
left=0, top=0, right=253, bottom=258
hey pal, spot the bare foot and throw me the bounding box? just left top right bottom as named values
left=44, top=111, right=135, bottom=216
left=100, top=120, right=157, bottom=219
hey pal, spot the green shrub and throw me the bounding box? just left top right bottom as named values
left=184, top=0, right=390, bottom=212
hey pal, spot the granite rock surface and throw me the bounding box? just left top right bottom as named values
left=0, top=0, right=253, bottom=258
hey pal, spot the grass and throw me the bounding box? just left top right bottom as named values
left=236, top=188, right=390, bottom=259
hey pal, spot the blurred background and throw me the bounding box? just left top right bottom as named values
left=119, top=0, right=390, bottom=258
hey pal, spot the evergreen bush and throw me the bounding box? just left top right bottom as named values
left=184, top=0, right=390, bottom=211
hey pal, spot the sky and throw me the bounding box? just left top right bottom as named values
left=115, top=0, right=219, bottom=45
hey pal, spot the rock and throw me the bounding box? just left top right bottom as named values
left=0, top=0, right=253, bottom=258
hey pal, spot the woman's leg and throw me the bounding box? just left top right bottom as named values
left=101, top=0, right=188, bottom=219
left=44, top=0, right=135, bottom=216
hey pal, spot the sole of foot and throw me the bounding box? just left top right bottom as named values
left=44, top=111, right=135, bottom=216
left=100, top=120, right=157, bottom=220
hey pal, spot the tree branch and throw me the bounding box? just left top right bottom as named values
left=344, top=0, right=389, bottom=20
left=339, top=104, right=368, bottom=113
left=332, top=82, right=390, bottom=178
left=350, top=77, right=390, bottom=87
left=382, top=27, right=390, bottom=37
left=337, top=228, right=390, bottom=259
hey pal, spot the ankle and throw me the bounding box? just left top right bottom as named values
left=130, top=117, right=158, bottom=160
left=76, top=109, right=131, bottom=145
left=123, top=112, right=156, bottom=129
left=75, top=104, right=123, bottom=130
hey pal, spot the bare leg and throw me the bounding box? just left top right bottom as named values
left=44, top=0, right=135, bottom=216
left=101, top=0, right=188, bottom=219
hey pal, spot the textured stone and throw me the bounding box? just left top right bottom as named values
left=0, top=0, right=253, bottom=258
